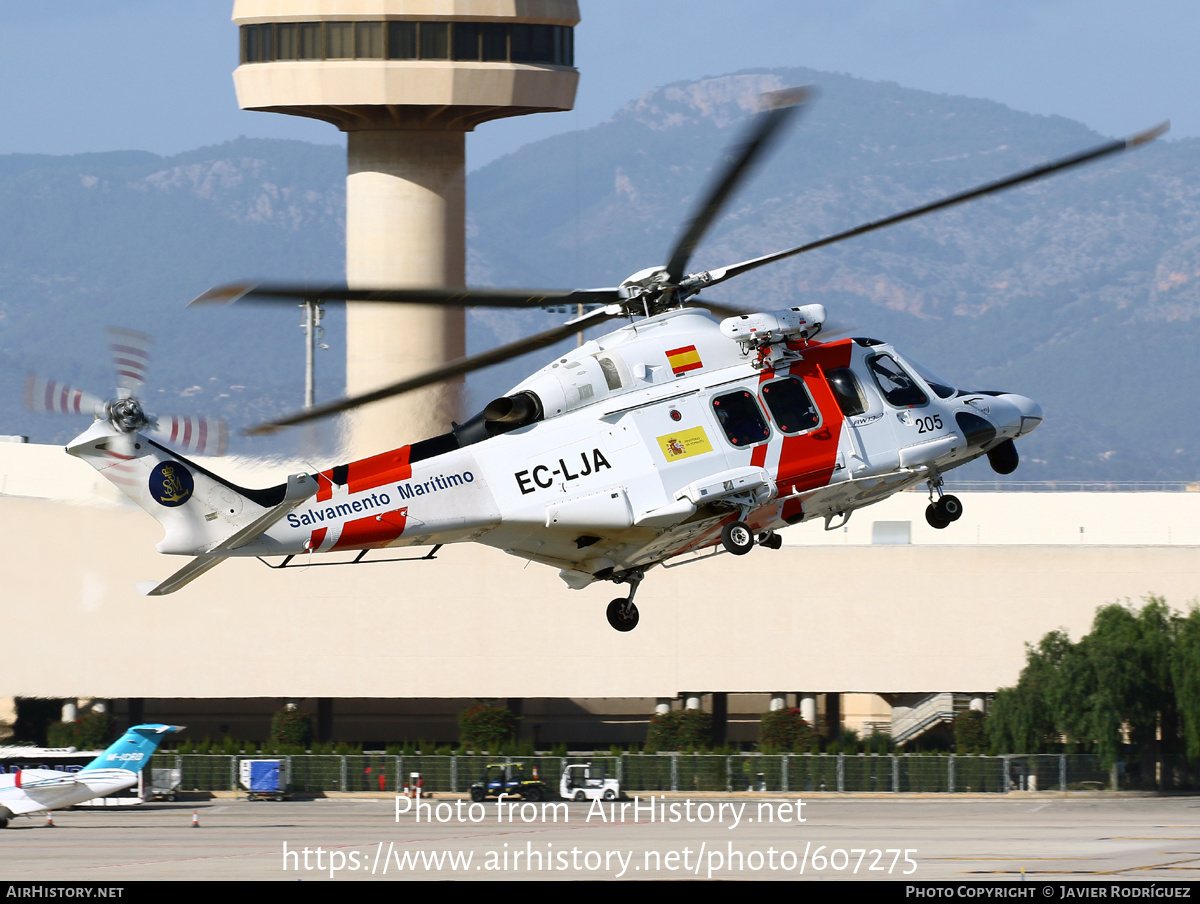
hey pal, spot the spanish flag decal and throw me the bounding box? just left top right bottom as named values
left=657, top=426, right=714, bottom=461
left=666, top=344, right=703, bottom=375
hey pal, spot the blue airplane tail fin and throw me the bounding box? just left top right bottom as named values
left=80, top=723, right=184, bottom=774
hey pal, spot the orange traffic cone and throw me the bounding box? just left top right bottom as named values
left=191, top=811, right=199, bottom=828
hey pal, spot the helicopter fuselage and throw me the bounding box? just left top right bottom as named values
left=215, top=306, right=1042, bottom=585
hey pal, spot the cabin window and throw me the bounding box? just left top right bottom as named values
left=712, top=390, right=770, bottom=447
left=825, top=368, right=868, bottom=417
left=867, top=354, right=928, bottom=408
left=761, top=377, right=820, bottom=434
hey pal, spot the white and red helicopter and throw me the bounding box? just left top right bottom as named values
left=60, top=90, right=1166, bottom=630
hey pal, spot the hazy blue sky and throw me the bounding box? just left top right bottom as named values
left=0, top=1, right=1191, bottom=168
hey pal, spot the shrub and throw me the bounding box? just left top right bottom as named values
left=47, top=712, right=118, bottom=750
left=954, top=711, right=988, bottom=754
left=646, top=709, right=713, bottom=752
left=458, top=703, right=517, bottom=751
left=758, top=708, right=816, bottom=752
left=863, top=730, right=894, bottom=754
left=46, top=721, right=78, bottom=749
left=270, top=709, right=313, bottom=749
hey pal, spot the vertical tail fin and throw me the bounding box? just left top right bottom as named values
left=80, top=724, right=184, bottom=774
left=65, top=419, right=296, bottom=555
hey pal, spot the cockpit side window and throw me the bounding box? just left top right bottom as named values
left=761, top=377, right=821, bottom=434
left=712, top=390, right=771, bottom=447
left=825, top=367, right=867, bottom=417
left=867, top=354, right=928, bottom=408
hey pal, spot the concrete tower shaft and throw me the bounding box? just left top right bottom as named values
left=231, top=1, right=580, bottom=454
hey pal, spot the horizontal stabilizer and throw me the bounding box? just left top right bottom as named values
left=138, top=555, right=228, bottom=597
left=140, top=472, right=317, bottom=596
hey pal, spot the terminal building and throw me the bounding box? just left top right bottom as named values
left=3, top=437, right=1197, bottom=747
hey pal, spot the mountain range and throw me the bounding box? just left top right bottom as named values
left=1, top=66, right=1197, bottom=480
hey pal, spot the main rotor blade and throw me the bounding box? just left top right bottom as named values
left=664, top=86, right=812, bottom=286
left=693, top=121, right=1170, bottom=291
left=244, top=306, right=622, bottom=435
left=687, top=297, right=754, bottom=320
left=191, top=282, right=620, bottom=310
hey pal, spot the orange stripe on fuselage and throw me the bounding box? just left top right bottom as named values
left=346, top=446, right=414, bottom=494
left=331, top=508, right=409, bottom=551
left=774, top=340, right=852, bottom=496
left=313, top=445, right=415, bottom=549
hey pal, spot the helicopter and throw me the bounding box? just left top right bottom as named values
left=61, top=88, right=1166, bottom=630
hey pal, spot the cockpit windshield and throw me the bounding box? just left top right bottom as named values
left=905, top=357, right=958, bottom=399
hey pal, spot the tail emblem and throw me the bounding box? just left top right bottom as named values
left=150, top=462, right=194, bottom=507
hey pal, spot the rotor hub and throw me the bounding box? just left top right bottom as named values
left=106, top=397, right=151, bottom=434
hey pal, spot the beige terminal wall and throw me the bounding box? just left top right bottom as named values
left=2, top=441, right=1199, bottom=700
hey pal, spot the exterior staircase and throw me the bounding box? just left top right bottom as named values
left=885, top=693, right=972, bottom=745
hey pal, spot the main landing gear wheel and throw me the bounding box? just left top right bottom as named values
left=758, top=531, right=783, bottom=550
left=722, top=521, right=755, bottom=555
left=607, top=598, right=640, bottom=632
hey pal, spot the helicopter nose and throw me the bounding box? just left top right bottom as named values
left=1001, top=393, right=1043, bottom=437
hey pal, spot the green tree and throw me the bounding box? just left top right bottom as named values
left=1171, top=606, right=1200, bottom=759
left=988, top=596, right=1188, bottom=767
left=988, top=629, right=1072, bottom=753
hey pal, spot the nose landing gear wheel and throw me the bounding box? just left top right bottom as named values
left=925, top=503, right=950, bottom=530
left=607, top=598, right=640, bottom=632
left=722, top=521, right=755, bottom=555
left=936, top=494, right=963, bottom=522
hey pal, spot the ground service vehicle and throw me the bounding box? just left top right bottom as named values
left=469, top=763, right=547, bottom=802
left=560, top=763, right=619, bottom=801
left=54, top=89, right=1167, bottom=630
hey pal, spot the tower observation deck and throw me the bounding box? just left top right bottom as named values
left=232, top=1, right=580, bottom=454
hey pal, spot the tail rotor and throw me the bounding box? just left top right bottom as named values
left=25, top=326, right=228, bottom=457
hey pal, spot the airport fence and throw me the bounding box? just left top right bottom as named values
left=149, top=752, right=1197, bottom=795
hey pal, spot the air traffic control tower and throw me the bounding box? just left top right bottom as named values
left=232, top=1, right=580, bottom=454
